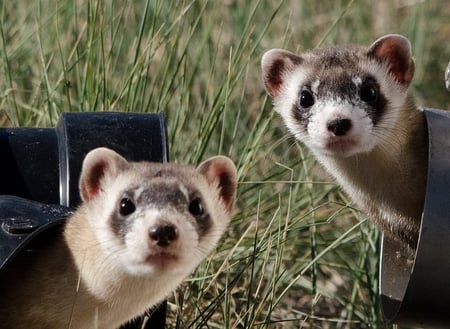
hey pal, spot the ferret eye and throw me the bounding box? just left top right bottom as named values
left=359, top=83, right=378, bottom=103
left=188, top=198, right=204, bottom=216
left=119, top=198, right=136, bottom=216
left=299, top=90, right=315, bottom=108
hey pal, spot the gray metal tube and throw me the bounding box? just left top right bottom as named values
left=380, top=108, right=450, bottom=328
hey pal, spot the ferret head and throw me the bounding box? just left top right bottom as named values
left=261, top=34, right=415, bottom=158
left=78, top=147, right=237, bottom=277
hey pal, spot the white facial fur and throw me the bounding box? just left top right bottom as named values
left=306, top=97, right=376, bottom=157
left=124, top=207, right=198, bottom=276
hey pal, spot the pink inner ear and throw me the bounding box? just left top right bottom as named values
left=82, top=161, right=108, bottom=201
left=265, top=59, right=287, bottom=97
left=215, top=169, right=236, bottom=212
left=372, top=37, right=414, bottom=84
left=197, top=157, right=237, bottom=212
left=263, top=50, right=303, bottom=98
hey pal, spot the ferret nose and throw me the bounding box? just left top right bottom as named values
left=327, top=118, right=352, bottom=136
left=149, top=224, right=178, bottom=247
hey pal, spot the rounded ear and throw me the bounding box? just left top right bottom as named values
left=196, top=156, right=237, bottom=213
left=261, top=49, right=303, bottom=98
left=367, top=34, right=415, bottom=85
left=79, top=147, right=128, bottom=202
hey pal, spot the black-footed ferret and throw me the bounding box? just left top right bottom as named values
left=0, top=147, right=237, bottom=329
left=261, top=34, right=428, bottom=250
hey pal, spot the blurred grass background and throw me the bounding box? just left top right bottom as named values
left=0, top=0, right=449, bottom=328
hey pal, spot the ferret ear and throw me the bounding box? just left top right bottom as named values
left=79, top=147, right=128, bottom=202
left=261, top=49, right=303, bottom=98
left=197, top=156, right=237, bottom=213
left=367, top=34, right=415, bottom=85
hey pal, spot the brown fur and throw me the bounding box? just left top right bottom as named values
left=325, top=96, right=427, bottom=248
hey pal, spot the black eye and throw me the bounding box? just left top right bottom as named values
left=119, top=198, right=136, bottom=216
left=299, top=89, right=315, bottom=108
left=359, top=82, right=378, bottom=103
left=188, top=198, right=204, bottom=216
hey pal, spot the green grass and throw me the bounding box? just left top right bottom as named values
left=1, top=0, right=449, bottom=328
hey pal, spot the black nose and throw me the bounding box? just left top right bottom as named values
left=149, top=224, right=178, bottom=247
left=327, top=118, right=352, bottom=136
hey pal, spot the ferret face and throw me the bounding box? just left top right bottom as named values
left=79, top=148, right=237, bottom=277
left=261, top=34, right=415, bottom=158
left=96, top=174, right=216, bottom=276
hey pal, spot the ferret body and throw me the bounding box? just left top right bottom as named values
left=0, top=147, right=237, bottom=329
left=261, top=34, right=428, bottom=249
